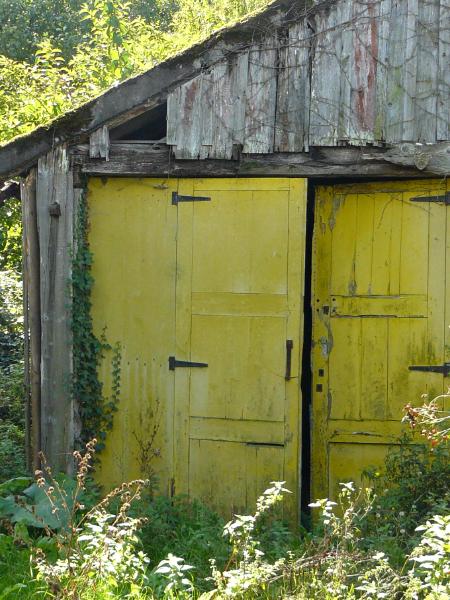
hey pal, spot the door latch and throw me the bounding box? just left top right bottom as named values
left=169, top=356, right=208, bottom=371
left=285, top=340, right=293, bottom=381
left=409, top=362, right=450, bottom=377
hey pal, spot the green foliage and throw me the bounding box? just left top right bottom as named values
left=135, top=494, right=229, bottom=589
left=0, top=0, right=175, bottom=63
left=0, top=200, right=21, bottom=274
left=0, top=0, right=88, bottom=62
left=410, top=514, right=450, bottom=598
left=0, top=469, right=449, bottom=599
left=169, top=0, right=270, bottom=47
left=0, top=272, right=23, bottom=367
left=362, top=435, right=450, bottom=564
left=0, top=223, right=25, bottom=479
left=0, top=535, right=41, bottom=599
left=0, top=423, right=26, bottom=483
left=154, top=554, right=194, bottom=598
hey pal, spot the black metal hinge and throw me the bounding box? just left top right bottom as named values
left=169, top=356, right=208, bottom=371
left=411, top=192, right=450, bottom=205
left=409, top=362, right=450, bottom=376
left=172, top=192, right=211, bottom=206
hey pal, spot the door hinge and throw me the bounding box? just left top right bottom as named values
left=411, top=192, right=450, bottom=205
left=169, top=356, right=208, bottom=370
left=172, top=192, right=211, bottom=205
left=409, top=362, right=450, bottom=376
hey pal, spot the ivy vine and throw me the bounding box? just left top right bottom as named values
left=72, top=187, right=120, bottom=451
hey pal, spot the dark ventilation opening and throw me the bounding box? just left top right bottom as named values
left=300, top=181, right=315, bottom=523
left=110, top=102, right=167, bottom=141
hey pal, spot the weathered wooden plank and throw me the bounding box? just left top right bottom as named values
left=386, top=0, right=418, bottom=142
left=72, top=141, right=449, bottom=178
left=343, top=0, right=379, bottom=144
left=89, top=125, right=110, bottom=160
left=199, top=69, right=214, bottom=159
left=171, top=74, right=207, bottom=159
left=243, top=36, right=278, bottom=153
left=309, top=4, right=342, bottom=145
left=20, top=169, right=41, bottom=471
left=37, top=146, right=74, bottom=473
left=437, top=0, right=450, bottom=140
left=403, top=0, right=419, bottom=141
left=168, top=53, right=249, bottom=160
left=209, top=53, right=248, bottom=159
left=275, top=20, right=311, bottom=152
left=374, top=0, right=391, bottom=140
left=166, top=85, right=181, bottom=146
left=415, top=0, right=440, bottom=142
left=337, top=0, right=356, bottom=142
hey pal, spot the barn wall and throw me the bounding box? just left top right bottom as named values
left=167, top=0, right=450, bottom=159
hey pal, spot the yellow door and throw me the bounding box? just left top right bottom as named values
left=89, top=177, right=306, bottom=519
left=312, top=179, right=449, bottom=501
left=174, top=179, right=306, bottom=520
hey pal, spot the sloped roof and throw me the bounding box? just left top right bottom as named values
left=0, top=0, right=313, bottom=178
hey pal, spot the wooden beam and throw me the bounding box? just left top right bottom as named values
left=37, top=146, right=74, bottom=473
left=20, top=169, right=41, bottom=471
left=71, top=142, right=450, bottom=179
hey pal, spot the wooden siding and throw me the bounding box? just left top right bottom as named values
left=168, top=0, right=450, bottom=159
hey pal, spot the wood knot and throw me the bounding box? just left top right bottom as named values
left=414, top=152, right=429, bottom=171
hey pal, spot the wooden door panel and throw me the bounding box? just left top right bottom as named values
left=189, top=439, right=284, bottom=517
left=190, top=314, right=286, bottom=421
left=191, top=189, right=289, bottom=294
left=312, top=180, right=448, bottom=501
left=328, top=443, right=389, bottom=496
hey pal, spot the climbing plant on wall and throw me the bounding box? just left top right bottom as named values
left=71, top=189, right=121, bottom=450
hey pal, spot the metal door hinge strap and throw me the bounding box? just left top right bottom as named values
left=169, top=356, right=208, bottom=370
left=172, top=192, right=211, bottom=205
left=409, top=362, right=450, bottom=376
left=411, top=192, right=450, bottom=205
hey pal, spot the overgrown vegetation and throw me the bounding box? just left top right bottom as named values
left=0, top=429, right=449, bottom=599
left=0, top=197, right=26, bottom=481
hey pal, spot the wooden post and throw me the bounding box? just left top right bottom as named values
left=21, top=181, right=31, bottom=471
left=20, top=169, right=41, bottom=471
left=37, top=146, right=74, bottom=473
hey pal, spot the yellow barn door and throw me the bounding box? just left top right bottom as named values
left=173, top=179, right=306, bottom=520
left=89, top=177, right=306, bottom=519
left=312, top=180, right=450, bottom=501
